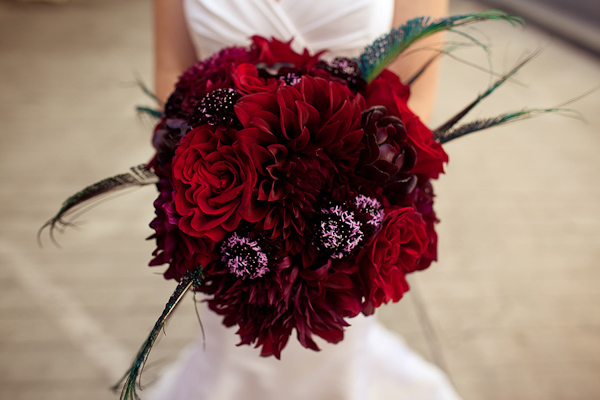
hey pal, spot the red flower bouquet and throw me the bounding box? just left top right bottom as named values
left=148, top=36, right=447, bottom=358
left=43, top=11, right=567, bottom=399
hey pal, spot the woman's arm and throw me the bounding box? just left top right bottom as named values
left=154, top=0, right=198, bottom=104
left=389, top=0, right=449, bottom=123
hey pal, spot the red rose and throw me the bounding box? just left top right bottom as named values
left=359, top=207, right=430, bottom=315
left=233, top=63, right=281, bottom=94
left=364, top=71, right=448, bottom=179
left=149, top=175, right=219, bottom=281
left=172, top=126, right=257, bottom=241
left=409, top=180, right=440, bottom=271
left=399, top=107, right=448, bottom=179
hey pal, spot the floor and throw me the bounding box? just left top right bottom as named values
left=1, top=0, right=599, bottom=399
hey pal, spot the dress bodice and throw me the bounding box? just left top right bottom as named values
left=183, top=0, right=394, bottom=59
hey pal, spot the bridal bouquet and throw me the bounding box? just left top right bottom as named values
left=148, top=35, right=447, bottom=358
left=42, top=11, right=564, bottom=399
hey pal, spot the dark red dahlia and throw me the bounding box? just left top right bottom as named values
left=202, top=254, right=362, bottom=359
left=234, top=76, right=365, bottom=252
left=251, top=36, right=323, bottom=69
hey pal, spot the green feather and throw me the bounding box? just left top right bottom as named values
left=113, top=268, right=203, bottom=400
left=436, top=107, right=579, bottom=143
left=38, top=164, right=158, bottom=246
left=433, top=50, right=540, bottom=138
left=355, top=10, right=524, bottom=83
left=136, top=106, right=163, bottom=119
left=135, top=75, right=161, bottom=105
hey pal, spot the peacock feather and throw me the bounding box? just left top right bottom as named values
left=355, top=10, right=524, bottom=83
left=38, top=164, right=158, bottom=246
left=433, top=51, right=540, bottom=138
left=435, top=107, right=576, bottom=143
left=113, top=267, right=204, bottom=400
left=136, top=105, right=163, bottom=119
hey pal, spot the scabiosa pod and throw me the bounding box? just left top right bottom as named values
left=220, top=233, right=269, bottom=279
left=354, top=194, right=385, bottom=229
left=190, top=88, right=241, bottom=127
left=314, top=204, right=364, bottom=259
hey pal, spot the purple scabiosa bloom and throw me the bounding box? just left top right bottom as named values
left=278, top=72, right=302, bottom=86
left=317, top=57, right=365, bottom=89
left=355, top=195, right=384, bottom=228
left=220, top=233, right=269, bottom=279
left=316, top=205, right=363, bottom=259
left=190, top=88, right=240, bottom=127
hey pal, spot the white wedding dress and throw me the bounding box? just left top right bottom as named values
left=145, top=1, right=461, bottom=399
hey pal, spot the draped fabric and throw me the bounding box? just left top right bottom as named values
left=183, top=0, right=394, bottom=58
left=145, top=303, right=461, bottom=400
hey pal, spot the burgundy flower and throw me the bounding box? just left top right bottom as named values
left=316, top=57, right=365, bottom=90
left=234, top=76, right=365, bottom=252
left=313, top=204, right=364, bottom=259
left=220, top=233, right=269, bottom=279
left=168, top=46, right=259, bottom=118
left=171, top=126, right=258, bottom=241
left=363, top=70, right=448, bottom=180
left=202, top=254, right=362, bottom=359
left=149, top=175, right=218, bottom=281
left=357, top=105, right=418, bottom=197
left=233, top=63, right=282, bottom=94
left=408, top=180, right=440, bottom=271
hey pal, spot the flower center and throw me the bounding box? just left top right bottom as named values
left=221, top=233, right=269, bottom=279
left=314, top=205, right=363, bottom=259
left=191, top=88, right=240, bottom=127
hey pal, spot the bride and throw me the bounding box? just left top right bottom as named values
left=146, top=0, right=460, bottom=399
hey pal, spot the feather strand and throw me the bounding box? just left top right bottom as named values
left=355, top=10, right=523, bottom=83
left=38, top=164, right=158, bottom=246
left=136, top=106, right=163, bottom=119
left=112, top=267, right=203, bottom=400
left=437, top=108, right=568, bottom=143
left=433, top=50, right=540, bottom=139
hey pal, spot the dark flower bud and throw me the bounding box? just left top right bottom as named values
left=317, top=57, right=366, bottom=90
left=190, top=88, right=240, bottom=127
left=357, top=106, right=417, bottom=196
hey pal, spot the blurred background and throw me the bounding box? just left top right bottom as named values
left=1, top=0, right=599, bottom=399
